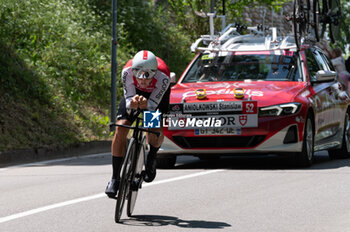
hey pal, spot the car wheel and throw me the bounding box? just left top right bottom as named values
left=156, top=156, right=176, bottom=169
left=295, top=115, right=314, bottom=167
left=329, top=109, right=350, bottom=159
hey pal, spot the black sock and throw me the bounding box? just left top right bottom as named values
left=112, top=156, right=123, bottom=180
left=148, top=145, right=160, bottom=160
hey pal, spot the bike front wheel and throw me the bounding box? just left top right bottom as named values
left=115, top=138, right=137, bottom=223
left=127, top=136, right=146, bottom=217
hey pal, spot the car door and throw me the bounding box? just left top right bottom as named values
left=305, top=48, right=338, bottom=150
left=318, top=49, right=349, bottom=146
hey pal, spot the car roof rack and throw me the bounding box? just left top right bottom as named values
left=190, top=14, right=297, bottom=53
left=191, top=27, right=297, bottom=53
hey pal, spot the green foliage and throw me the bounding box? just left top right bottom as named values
left=0, top=43, right=52, bottom=105
left=0, top=0, right=194, bottom=151
left=167, top=0, right=290, bottom=39
left=168, top=0, right=210, bottom=39
left=116, top=0, right=193, bottom=75
left=0, top=0, right=111, bottom=106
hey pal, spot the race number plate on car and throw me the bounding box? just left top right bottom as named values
left=166, top=101, right=258, bottom=130
left=194, top=128, right=242, bottom=136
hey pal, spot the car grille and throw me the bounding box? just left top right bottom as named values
left=172, top=135, right=266, bottom=149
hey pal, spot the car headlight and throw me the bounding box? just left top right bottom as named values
left=259, top=103, right=301, bottom=116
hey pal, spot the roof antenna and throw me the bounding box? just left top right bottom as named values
left=217, top=0, right=226, bottom=32
left=280, top=7, right=284, bottom=36
left=262, top=7, right=267, bottom=36
left=208, top=0, right=216, bottom=39
left=207, top=12, right=217, bottom=39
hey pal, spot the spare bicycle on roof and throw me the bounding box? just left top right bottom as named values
left=291, top=0, right=341, bottom=50
left=192, top=0, right=342, bottom=52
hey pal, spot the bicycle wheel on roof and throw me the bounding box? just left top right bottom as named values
left=328, top=0, right=341, bottom=43
left=293, top=0, right=310, bottom=50
left=312, top=0, right=322, bottom=41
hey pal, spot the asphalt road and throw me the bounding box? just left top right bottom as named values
left=1, top=151, right=350, bottom=232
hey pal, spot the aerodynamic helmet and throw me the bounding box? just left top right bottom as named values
left=131, top=50, right=158, bottom=79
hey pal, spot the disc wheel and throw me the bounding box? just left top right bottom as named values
left=115, top=138, right=136, bottom=223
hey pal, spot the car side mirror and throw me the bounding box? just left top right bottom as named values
left=170, top=72, right=176, bottom=86
left=314, top=70, right=337, bottom=83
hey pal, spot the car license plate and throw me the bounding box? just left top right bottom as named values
left=194, top=128, right=242, bottom=135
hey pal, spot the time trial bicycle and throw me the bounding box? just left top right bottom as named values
left=110, top=110, right=160, bottom=223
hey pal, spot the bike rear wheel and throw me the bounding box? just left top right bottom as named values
left=115, top=138, right=137, bottom=223
left=127, top=136, right=146, bottom=217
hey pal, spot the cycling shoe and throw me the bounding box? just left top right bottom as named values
left=105, top=179, right=119, bottom=198
left=144, top=157, right=157, bottom=183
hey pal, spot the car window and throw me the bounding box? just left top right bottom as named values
left=182, top=53, right=301, bottom=83
left=313, top=50, right=329, bottom=71
left=318, top=50, right=336, bottom=71
left=305, top=49, right=320, bottom=81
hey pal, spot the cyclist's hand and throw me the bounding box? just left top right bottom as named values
left=139, top=96, right=147, bottom=109
left=130, top=95, right=139, bottom=109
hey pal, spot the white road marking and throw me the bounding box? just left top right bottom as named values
left=0, top=169, right=224, bottom=224
left=0, top=194, right=105, bottom=224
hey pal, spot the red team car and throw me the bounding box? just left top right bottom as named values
left=158, top=27, right=350, bottom=168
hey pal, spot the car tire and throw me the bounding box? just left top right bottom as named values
left=295, top=115, right=314, bottom=167
left=328, top=109, right=350, bottom=159
left=156, top=156, right=176, bottom=169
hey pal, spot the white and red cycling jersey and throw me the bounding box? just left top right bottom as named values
left=121, top=57, right=171, bottom=111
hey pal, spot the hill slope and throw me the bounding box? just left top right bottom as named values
left=0, top=0, right=192, bottom=152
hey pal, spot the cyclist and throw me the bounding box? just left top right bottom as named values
left=105, top=50, right=171, bottom=198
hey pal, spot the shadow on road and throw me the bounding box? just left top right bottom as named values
left=120, top=214, right=231, bottom=229
left=10, top=150, right=350, bottom=171
left=172, top=151, right=350, bottom=171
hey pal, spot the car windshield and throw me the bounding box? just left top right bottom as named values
left=182, top=53, right=302, bottom=83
